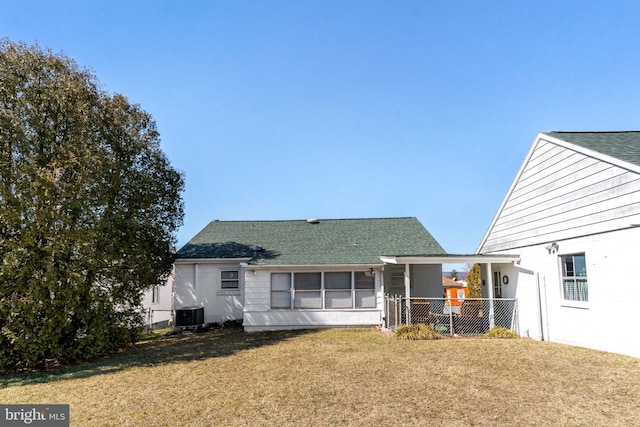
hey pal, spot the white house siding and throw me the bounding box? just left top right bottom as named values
left=489, top=227, right=640, bottom=359
left=243, top=267, right=385, bottom=331
left=411, top=264, right=444, bottom=297
left=140, top=275, right=173, bottom=327
left=482, top=138, right=640, bottom=253
left=173, top=261, right=244, bottom=325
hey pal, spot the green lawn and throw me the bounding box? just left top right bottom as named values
left=1, top=327, right=639, bottom=426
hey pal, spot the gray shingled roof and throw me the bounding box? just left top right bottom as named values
left=542, top=131, right=640, bottom=168
left=176, top=217, right=446, bottom=265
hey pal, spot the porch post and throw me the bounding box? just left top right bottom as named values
left=404, top=263, right=411, bottom=324
left=486, top=262, right=495, bottom=328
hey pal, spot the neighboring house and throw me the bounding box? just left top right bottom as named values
left=141, top=273, right=173, bottom=328
left=173, top=217, right=449, bottom=331
left=477, top=131, right=640, bottom=358
left=442, top=276, right=460, bottom=287
left=442, top=276, right=468, bottom=314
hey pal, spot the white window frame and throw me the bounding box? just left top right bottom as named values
left=220, top=270, right=239, bottom=289
left=560, top=253, right=589, bottom=308
left=271, top=272, right=292, bottom=309
left=270, top=271, right=376, bottom=310
left=151, top=285, right=160, bottom=304
left=293, top=272, right=322, bottom=309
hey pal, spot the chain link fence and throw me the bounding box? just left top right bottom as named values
left=384, top=296, right=518, bottom=336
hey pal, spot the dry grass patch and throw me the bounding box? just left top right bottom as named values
left=1, top=327, right=638, bottom=426
left=395, top=323, right=443, bottom=340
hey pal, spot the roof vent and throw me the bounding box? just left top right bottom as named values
left=307, top=218, right=320, bottom=224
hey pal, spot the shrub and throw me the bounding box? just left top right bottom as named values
left=395, top=324, right=443, bottom=340
left=222, top=319, right=243, bottom=329
left=485, top=327, right=520, bottom=339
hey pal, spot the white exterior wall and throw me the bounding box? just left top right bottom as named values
left=140, top=275, right=173, bottom=327
left=243, top=267, right=384, bottom=331
left=479, top=134, right=640, bottom=358
left=173, top=261, right=244, bottom=325
left=411, top=264, right=444, bottom=297
left=382, top=264, right=443, bottom=297
left=491, top=227, right=640, bottom=358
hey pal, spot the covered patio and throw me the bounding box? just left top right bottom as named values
left=380, top=254, right=521, bottom=335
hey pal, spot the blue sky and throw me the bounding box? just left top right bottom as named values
left=3, top=1, right=640, bottom=257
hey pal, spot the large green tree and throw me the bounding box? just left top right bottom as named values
left=0, top=40, right=184, bottom=371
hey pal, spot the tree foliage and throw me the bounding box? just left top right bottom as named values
left=466, top=263, right=482, bottom=298
left=0, top=40, right=184, bottom=372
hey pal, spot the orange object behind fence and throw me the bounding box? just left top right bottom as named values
left=445, top=286, right=468, bottom=306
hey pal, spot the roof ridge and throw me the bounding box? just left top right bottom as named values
left=545, top=130, right=640, bottom=134
left=208, top=216, right=417, bottom=223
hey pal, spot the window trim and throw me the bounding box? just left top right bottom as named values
left=220, top=270, right=240, bottom=289
left=270, top=272, right=293, bottom=309
left=270, top=270, right=376, bottom=310
left=559, top=253, right=589, bottom=308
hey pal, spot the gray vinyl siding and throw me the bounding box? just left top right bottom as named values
left=481, top=139, right=640, bottom=252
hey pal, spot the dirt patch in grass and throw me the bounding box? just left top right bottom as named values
left=1, top=327, right=638, bottom=426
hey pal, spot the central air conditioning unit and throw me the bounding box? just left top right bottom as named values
left=174, top=306, right=204, bottom=328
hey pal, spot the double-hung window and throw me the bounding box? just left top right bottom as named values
left=325, top=272, right=352, bottom=308
left=294, top=273, right=322, bottom=308
left=354, top=272, right=375, bottom=308
left=221, top=270, right=239, bottom=289
left=271, top=273, right=292, bottom=308
left=561, top=254, right=588, bottom=303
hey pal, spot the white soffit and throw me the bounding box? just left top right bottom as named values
left=380, top=255, right=520, bottom=265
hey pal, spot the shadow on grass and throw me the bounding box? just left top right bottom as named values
left=0, top=327, right=316, bottom=387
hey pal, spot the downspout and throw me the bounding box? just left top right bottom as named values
left=170, top=265, right=176, bottom=331
left=543, top=276, right=550, bottom=341
left=377, top=269, right=384, bottom=328
left=535, top=272, right=544, bottom=341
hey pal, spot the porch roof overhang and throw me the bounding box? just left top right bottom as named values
left=379, top=254, right=520, bottom=265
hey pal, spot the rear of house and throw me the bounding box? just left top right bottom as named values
left=478, top=131, right=640, bottom=358
left=173, top=217, right=446, bottom=331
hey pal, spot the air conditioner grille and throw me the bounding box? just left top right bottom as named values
left=175, top=307, right=204, bottom=327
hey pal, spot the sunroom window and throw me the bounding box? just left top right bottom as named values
left=270, top=271, right=376, bottom=310
left=354, top=271, right=375, bottom=308
left=294, top=273, right=322, bottom=308
left=271, top=273, right=292, bottom=308
left=325, top=272, right=352, bottom=308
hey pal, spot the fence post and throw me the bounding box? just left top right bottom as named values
left=512, top=299, right=519, bottom=334
left=383, top=295, right=387, bottom=329
left=448, top=298, right=454, bottom=336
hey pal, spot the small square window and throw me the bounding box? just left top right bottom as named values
left=221, top=270, right=239, bottom=289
